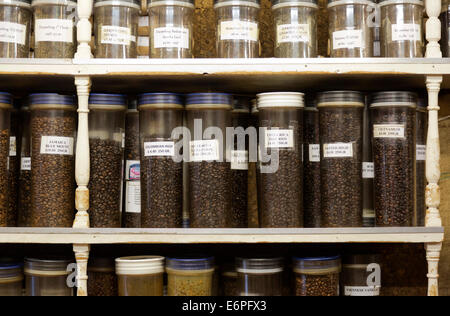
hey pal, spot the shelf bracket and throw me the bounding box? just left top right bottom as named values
left=73, top=243, right=90, bottom=296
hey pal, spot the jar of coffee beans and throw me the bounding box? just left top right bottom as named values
left=7, top=99, right=20, bottom=227
left=139, top=93, right=183, bottom=228
left=257, top=92, right=304, bottom=228
left=342, top=254, right=381, bottom=296
left=0, top=92, right=11, bottom=227
left=220, top=263, right=238, bottom=296
left=379, top=0, right=424, bottom=57
left=94, top=0, right=139, bottom=58
left=0, top=261, right=23, bottom=296
left=18, top=100, right=31, bottom=227
left=214, top=0, right=260, bottom=58
left=88, top=257, right=118, bottom=296
left=32, top=0, right=77, bottom=58
left=370, top=91, right=416, bottom=227
left=249, top=98, right=260, bottom=228
left=416, top=98, right=427, bottom=226
left=441, top=2, right=450, bottom=57
left=0, top=0, right=32, bottom=58
left=272, top=0, right=318, bottom=58
left=318, top=91, right=364, bottom=227
left=362, top=99, right=375, bottom=227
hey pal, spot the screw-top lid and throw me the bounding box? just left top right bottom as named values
left=138, top=93, right=184, bottom=109
left=94, top=0, right=140, bottom=9
left=214, top=0, right=260, bottom=9
left=328, top=0, right=377, bottom=7
left=116, top=256, right=165, bottom=275
left=29, top=93, right=75, bottom=108
left=370, top=91, right=417, bottom=108
left=257, top=92, right=304, bottom=109
left=272, top=0, right=318, bottom=10
left=0, top=0, right=31, bottom=8
left=0, top=92, right=13, bottom=109
left=293, top=255, right=341, bottom=274
left=0, top=261, right=23, bottom=270
left=24, top=257, right=73, bottom=275
left=317, top=91, right=365, bottom=107
left=148, top=0, right=194, bottom=9
left=186, top=93, right=232, bottom=109
left=236, top=257, right=284, bottom=274
left=378, top=0, right=423, bottom=6
left=166, top=256, right=214, bottom=271
left=32, top=0, right=77, bottom=7
left=89, top=93, right=127, bottom=110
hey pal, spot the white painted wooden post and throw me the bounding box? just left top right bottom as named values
left=75, top=0, right=93, bottom=59
left=73, top=243, right=90, bottom=296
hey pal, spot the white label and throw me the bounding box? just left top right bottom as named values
left=0, top=21, right=26, bottom=45
left=416, top=144, right=426, bottom=161
left=363, top=208, right=376, bottom=219
left=40, top=136, right=74, bottom=155
left=219, top=21, right=258, bottom=42
left=101, top=25, right=133, bottom=45
left=21, top=157, right=31, bottom=171
left=154, top=27, right=189, bottom=49
left=125, top=181, right=141, bottom=214
left=333, top=29, right=363, bottom=49
left=9, top=136, right=16, bottom=157
left=373, top=124, right=405, bottom=138
left=276, top=24, right=309, bottom=44
left=265, top=129, right=294, bottom=148
left=139, top=16, right=149, bottom=27
left=362, top=162, right=374, bottom=179
left=323, top=143, right=353, bottom=158
left=35, top=19, right=73, bottom=43
left=190, top=140, right=220, bottom=162
left=344, top=286, right=380, bottom=297
left=231, top=150, right=248, bottom=170
left=392, top=24, right=421, bottom=41
left=138, top=36, right=149, bottom=47
left=308, top=144, right=320, bottom=162
left=144, top=141, right=175, bottom=157
left=122, top=133, right=125, bottom=148
left=125, top=160, right=140, bottom=180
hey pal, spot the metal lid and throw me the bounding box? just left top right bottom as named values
left=148, top=0, right=194, bottom=8
left=32, top=0, right=77, bottom=6
left=236, top=257, right=284, bottom=274
left=293, top=255, right=341, bottom=274
left=24, top=257, right=73, bottom=273
left=328, top=0, right=376, bottom=4
left=166, top=256, right=214, bottom=271
left=89, top=93, right=127, bottom=108
left=272, top=0, right=318, bottom=10
left=317, top=91, right=365, bottom=107
left=138, top=93, right=184, bottom=108
left=257, top=92, right=304, bottom=108
left=186, top=93, right=232, bottom=109
left=30, top=93, right=75, bottom=106
left=378, top=0, right=424, bottom=6
left=214, top=0, right=260, bottom=9
left=116, top=256, right=165, bottom=275
left=94, top=0, right=140, bottom=9
left=370, top=91, right=417, bottom=107
left=0, top=0, right=32, bottom=7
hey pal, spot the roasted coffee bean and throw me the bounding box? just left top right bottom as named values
left=295, top=273, right=339, bottom=296
left=230, top=169, right=248, bottom=228
left=7, top=110, right=20, bottom=226
left=0, top=129, right=9, bottom=226
left=88, top=270, right=118, bottom=296
left=17, top=169, right=31, bottom=227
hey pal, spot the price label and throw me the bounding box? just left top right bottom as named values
left=219, top=20, right=258, bottom=42
left=189, top=140, right=220, bottom=162
left=264, top=129, right=294, bottom=148
left=323, top=143, right=353, bottom=158
left=333, top=29, right=363, bottom=49
left=308, top=144, right=320, bottom=162
left=144, top=141, right=175, bottom=157
left=40, top=136, right=74, bottom=155
left=373, top=124, right=405, bottom=138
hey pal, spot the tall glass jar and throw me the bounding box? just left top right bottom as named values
left=214, top=0, right=260, bottom=58
left=0, top=262, right=23, bottom=296
left=0, top=92, right=11, bottom=227
left=272, top=0, right=318, bottom=58
left=139, top=93, right=183, bottom=228
left=258, top=92, right=304, bottom=228
left=0, top=0, right=32, bottom=58
left=379, top=0, right=424, bottom=57
left=7, top=99, right=20, bottom=227
left=318, top=91, right=364, bottom=227
left=342, top=254, right=381, bottom=296
left=148, top=0, right=194, bottom=58
left=220, top=263, right=238, bottom=296
left=362, top=99, right=375, bottom=227
left=441, top=1, right=450, bottom=57
left=30, top=93, right=76, bottom=227
left=249, top=98, right=259, bottom=228
left=18, top=100, right=31, bottom=227
left=371, top=92, right=416, bottom=227
left=186, top=93, right=232, bottom=228
left=415, top=98, right=427, bottom=226
left=88, top=257, right=118, bottom=296
left=32, top=0, right=77, bottom=58
left=94, top=0, right=139, bottom=58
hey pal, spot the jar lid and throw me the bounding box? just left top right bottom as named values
left=89, top=93, right=127, bottom=109
left=88, top=257, right=115, bottom=270
left=236, top=257, right=284, bottom=274
left=186, top=93, right=232, bottom=109
left=257, top=92, right=304, bottom=109
left=378, top=0, right=423, bottom=6
left=148, top=0, right=194, bottom=9
left=138, top=93, right=184, bottom=109
left=166, top=256, right=214, bottom=271
left=317, top=91, right=364, bottom=107
left=272, top=0, right=318, bottom=10
left=94, top=0, right=140, bottom=9
left=31, top=0, right=77, bottom=7
left=293, top=256, right=341, bottom=274
left=0, top=92, right=13, bottom=108
left=24, top=257, right=73, bottom=275
left=233, top=95, right=251, bottom=113
left=0, top=0, right=31, bottom=8
left=328, top=0, right=377, bottom=8
left=0, top=262, right=23, bottom=270
left=116, top=256, right=165, bottom=275
left=214, top=0, right=260, bottom=9
left=370, top=91, right=417, bottom=107
left=250, top=98, right=258, bottom=114
left=30, top=93, right=75, bottom=108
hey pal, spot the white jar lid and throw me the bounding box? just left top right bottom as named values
left=257, top=92, right=304, bottom=109
left=115, top=256, right=165, bottom=275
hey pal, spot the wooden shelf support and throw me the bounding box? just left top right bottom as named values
left=75, top=0, right=93, bottom=59
left=73, top=243, right=90, bottom=297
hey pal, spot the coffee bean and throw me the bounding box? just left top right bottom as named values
left=295, top=273, right=339, bottom=296
left=7, top=109, right=20, bottom=226
left=17, top=169, right=31, bottom=227
left=88, top=270, right=118, bottom=296
left=0, top=129, right=9, bottom=226
left=230, top=169, right=248, bottom=228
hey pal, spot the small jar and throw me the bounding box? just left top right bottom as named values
left=0, top=92, right=11, bottom=227
left=236, top=257, right=284, bottom=296
left=32, top=0, right=77, bottom=58
left=221, top=264, right=238, bottom=296
left=94, top=0, right=139, bottom=58
left=7, top=99, right=20, bottom=227
left=371, top=92, right=416, bottom=227
left=24, top=257, right=73, bottom=296
left=272, top=0, right=318, bottom=58
left=139, top=93, right=183, bottom=228
left=415, top=98, right=427, bottom=226
left=30, top=93, right=76, bottom=227
left=148, top=0, right=194, bottom=58
left=214, top=0, right=260, bottom=58
left=441, top=2, right=450, bottom=57
left=293, top=256, right=341, bottom=296
left=186, top=93, right=232, bottom=228
left=362, top=100, right=375, bottom=227
left=88, top=258, right=118, bottom=296
left=318, top=91, right=364, bottom=227
left=166, top=257, right=215, bottom=296
left=116, top=256, right=164, bottom=296
left=379, top=0, right=424, bottom=57
left=18, top=100, right=31, bottom=227
left=342, top=254, right=381, bottom=296
left=0, top=0, right=32, bottom=58
left=257, top=92, right=304, bottom=228
left=0, top=262, right=23, bottom=296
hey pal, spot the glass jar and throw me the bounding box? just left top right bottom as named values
left=328, top=0, right=376, bottom=57
left=0, top=92, right=11, bottom=227
left=32, top=0, right=77, bottom=58
left=441, top=1, right=450, bottom=57
left=415, top=98, right=427, bottom=226
left=0, top=0, right=32, bottom=58
left=293, top=256, right=341, bottom=296
left=362, top=99, right=375, bottom=227
left=94, top=0, right=139, bottom=58
left=214, top=0, right=260, bottom=58
left=148, top=0, right=194, bottom=58
left=257, top=92, right=304, bottom=228
left=116, top=256, right=164, bottom=296
left=186, top=93, right=232, bottom=228
left=139, top=93, right=183, bottom=228
left=88, top=257, right=118, bottom=296
left=318, top=91, right=364, bottom=227
left=236, top=257, right=283, bottom=296
left=249, top=98, right=259, bottom=228
left=342, top=254, right=381, bottom=296
left=221, top=264, right=238, bottom=296
left=24, top=257, right=73, bottom=296
left=166, top=256, right=215, bottom=296
left=18, top=100, right=31, bottom=227
left=30, top=93, right=76, bottom=227
left=7, top=99, right=20, bottom=227
left=371, top=92, right=416, bottom=227
left=0, top=262, right=23, bottom=296
left=272, top=0, right=318, bottom=58
left=379, top=0, right=424, bottom=57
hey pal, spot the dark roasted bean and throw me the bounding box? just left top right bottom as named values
left=295, top=273, right=339, bottom=296
left=0, top=129, right=9, bottom=226
left=88, top=270, right=118, bottom=297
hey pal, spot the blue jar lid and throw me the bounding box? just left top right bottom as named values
left=293, top=255, right=341, bottom=262
left=138, top=93, right=184, bottom=107
left=0, top=92, right=13, bottom=106
left=30, top=93, right=75, bottom=106
left=166, top=256, right=214, bottom=270
left=186, top=93, right=232, bottom=107
left=89, top=93, right=127, bottom=106
left=0, top=262, right=23, bottom=270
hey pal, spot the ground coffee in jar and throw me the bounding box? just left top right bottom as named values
left=0, top=0, right=32, bottom=57
left=0, top=92, right=12, bottom=227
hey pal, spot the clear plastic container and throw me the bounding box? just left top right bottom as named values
left=186, top=93, right=232, bottom=228
left=236, top=257, right=283, bottom=296
left=139, top=93, right=183, bottom=228
left=272, top=0, right=318, bottom=58
left=362, top=99, right=375, bottom=227
left=214, top=0, right=260, bottom=58
left=342, top=254, right=381, bottom=296
left=415, top=98, right=427, bottom=226
left=0, top=0, right=32, bottom=58
left=7, top=99, right=20, bottom=227
left=148, top=0, right=194, bottom=58
left=371, top=92, right=416, bottom=227
left=328, top=0, right=376, bottom=57
left=166, top=257, right=215, bottom=296
left=379, top=0, right=424, bottom=57
left=32, top=0, right=77, bottom=58
left=88, top=257, right=118, bottom=296
left=0, top=262, right=23, bottom=296
left=318, top=91, right=364, bottom=227
left=221, top=264, right=238, bottom=296
left=116, top=256, right=164, bottom=296
left=441, top=2, right=450, bottom=57
left=293, top=256, right=341, bottom=296
left=24, top=257, right=73, bottom=296
left=18, top=100, right=31, bottom=227
left=249, top=99, right=260, bottom=228
left=30, top=93, right=76, bottom=227
left=94, top=0, right=139, bottom=58
left=0, top=92, right=11, bottom=227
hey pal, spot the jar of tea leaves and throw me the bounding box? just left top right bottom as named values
left=415, top=97, right=427, bottom=226
left=0, top=92, right=11, bottom=227
left=0, top=0, right=32, bottom=58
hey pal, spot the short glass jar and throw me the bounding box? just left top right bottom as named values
left=214, top=0, right=260, bottom=58
left=0, top=262, right=23, bottom=296
left=342, top=254, right=381, bottom=296
left=0, top=92, right=11, bottom=227
left=87, top=257, right=118, bottom=296
left=18, top=100, right=31, bottom=227
left=272, top=0, right=318, bottom=58
left=415, top=98, right=427, bottom=226
left=0, top=0, right=32, bottom=57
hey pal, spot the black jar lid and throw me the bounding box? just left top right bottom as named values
left=272, top=0, right=318, bottom=8
left=94, top=0, right=140, bottom=9
left=370, top=91, right=417, bottom=107
left=305, top=94, right=317, bottom=108
left=214, top=0, right=261, bottom=9
left=317, top=91, right=365, bottom=107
